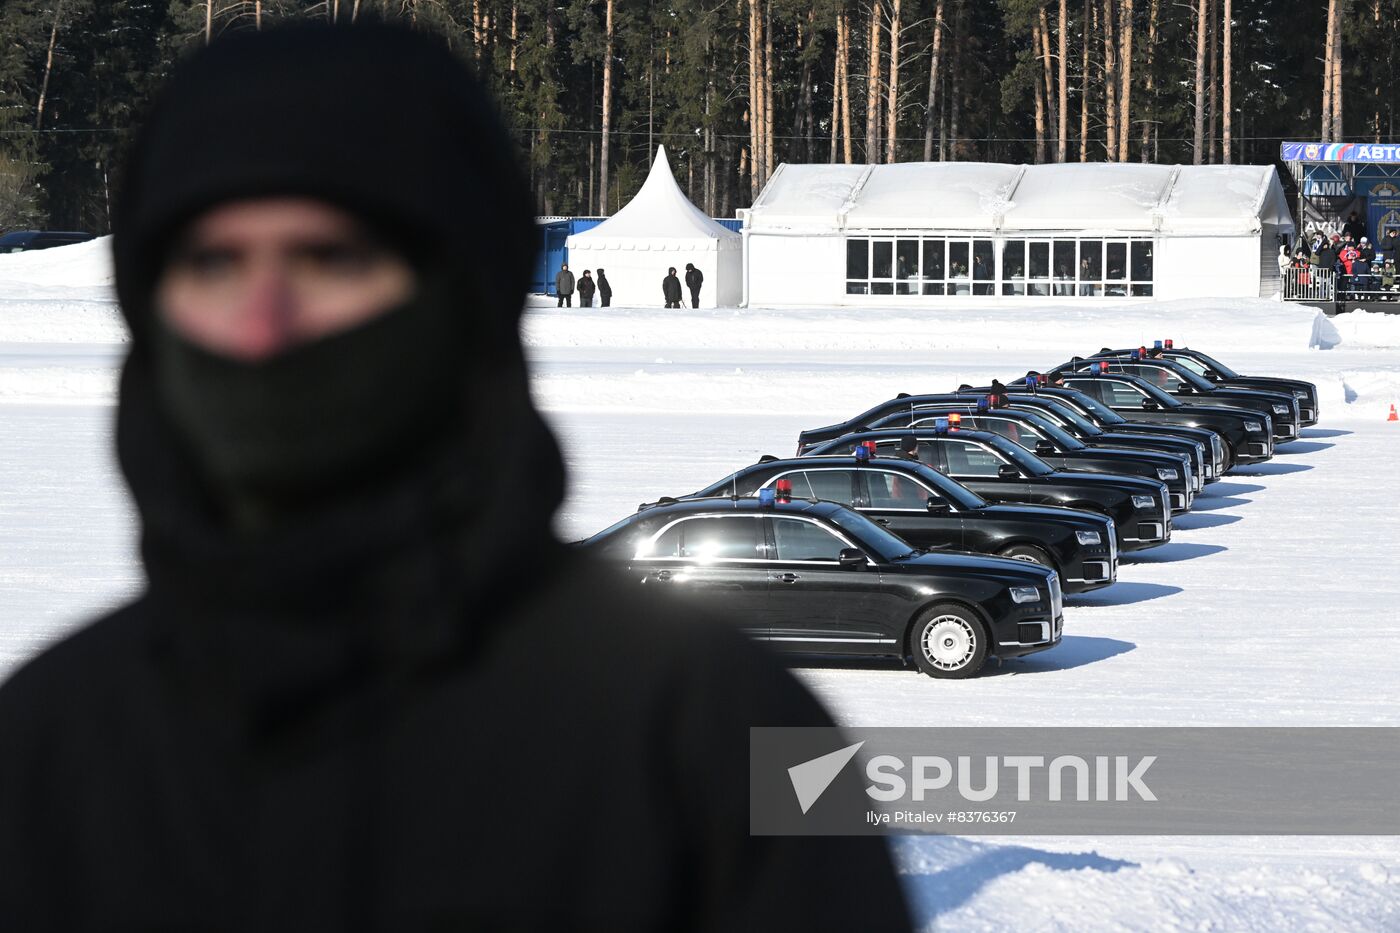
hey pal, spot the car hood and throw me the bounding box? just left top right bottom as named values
left=974, top=503, right=1112, bottom=529
left=892, top=550, right=1056, bottom=583
left=1043, top=470, right=1166, bottom=495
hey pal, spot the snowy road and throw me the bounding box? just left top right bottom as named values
left=2, top=256, right=1398, bottom=929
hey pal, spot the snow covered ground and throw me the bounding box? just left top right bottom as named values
left=3, top=240, right=1399, bottom=930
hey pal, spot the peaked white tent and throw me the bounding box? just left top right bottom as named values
left=566, top=146, right=741, bottom=307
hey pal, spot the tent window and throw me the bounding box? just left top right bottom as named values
left=872, top=241, right=893, bottom=279
left=846, top=238, right=869, bottom=294
left=896, top=240, right=919, bottom=294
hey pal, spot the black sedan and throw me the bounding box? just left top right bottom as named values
left=864, top=403, right=1195, bottom=512
left=1052, top=355, right=1300, bottom=441
left=682, top=454, right=1118, bottom=593
left=804, top=427, right=1173, bottom=551
left=1120, top=344, right=1320, bottom=426
left=581, top=496, right=1064, bottom=678
left=994, top=381, right=1228, bottom=479
left=1051, top=370, right=1274, bottom=469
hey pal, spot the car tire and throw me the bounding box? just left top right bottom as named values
left=909, top=604, right=989, bottom=679
left=997, top=543, right=1054, bottom=569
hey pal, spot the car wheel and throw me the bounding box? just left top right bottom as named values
left=910, top=605, right=989, bottom=679
left=997, top=543, right=1054, bottom=569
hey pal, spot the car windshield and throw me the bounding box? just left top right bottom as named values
left=1013, top=410, right=1086, bottom=450
left=824, top=507, right=922, bottom=561
left=981, top=434, right=1056, bottom=476
left=1017, top=398, right=1104, bottom=436
left=901, top=462, right=989, bottom=510
left=1158, top=362, right=1216, bottom=392
left=1185, top=350, right=1239, bottom=379
left=1129, top=377, right=1184, bottom=408
left=1058, top=390, right=1127, bottom=425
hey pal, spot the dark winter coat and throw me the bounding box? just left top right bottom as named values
left=1380, top=233, right=1400, bottom=264
left=0, top=24, right=911, bottom=933
left=577, top=274, right=596, bottom=299
left=1343, top=217, right=1367, bottom=243
left=662, top=273, right=683, bottom=303
left=1315, top=245, right=1338, bottom=270
left=597, top=272, right=612, bottom=300
left=556, top=268, right=576, bottom=296
left=685, top=267, right=704, bottom=292
left=1359, top=245, right=1375, bottom=264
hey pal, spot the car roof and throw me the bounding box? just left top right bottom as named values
left=639, top=496, right=842, bottom=519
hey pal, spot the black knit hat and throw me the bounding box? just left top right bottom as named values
left=113, top=23, right=536, bottom=342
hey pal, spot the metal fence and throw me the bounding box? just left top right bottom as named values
left=1281, top=266, right=1334, bottom=302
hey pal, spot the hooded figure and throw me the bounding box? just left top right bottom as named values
left=0, top=24, right=910, bottom=932
left=595, top=267, right=612, bottom=306
left=662, top=266, right=683, bottom=308
left=684, top=262, right=704, bottom=308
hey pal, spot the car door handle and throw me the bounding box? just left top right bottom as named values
left=651, top=570, right=673, bottom=582
left=777, top=573, right=800, bottom=584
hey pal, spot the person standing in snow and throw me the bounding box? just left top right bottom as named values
left=555, top=262, right=575, bottom=307
left=596, top=267, right=612, bottom=307
left=662, top=266, right=682, bottom=308
left=576, top=269, right=596, bottom=307
left=684, top=262, right=703, bottom=308
left=0, top=24, right=912, bottom=932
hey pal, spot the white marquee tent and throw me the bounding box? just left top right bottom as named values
left=566, top=146, right=742, bottom=308
left=740, top=162, right=1295, bottom=306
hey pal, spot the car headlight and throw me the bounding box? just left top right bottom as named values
left=1010, top=586, right=1041, bottom=604
left=1075, top=530, right=1102, bottom=545
left=1156, top=467, right=1179, bottom=480
left=1243, top=421, right=1263, bottom=432
left=1271, top=403, right=1289, bottom=415
left=1131, top=494, right=1156, bottom=508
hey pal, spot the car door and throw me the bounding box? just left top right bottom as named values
left=856, top=469, right=965, bottom=551
left=762, top=515, right=900, bottom=654
left=929, top=437, right=1033, bottom=504
left=631, top=515, right=771, bottom=636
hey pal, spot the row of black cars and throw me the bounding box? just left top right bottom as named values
left=582, top=342, right=1319, bottom=679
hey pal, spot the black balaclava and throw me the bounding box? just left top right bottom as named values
left=113, top=24, right=562, bottom=536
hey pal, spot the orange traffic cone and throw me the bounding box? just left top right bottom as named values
left=1390, top=404, right=1398, bottom=422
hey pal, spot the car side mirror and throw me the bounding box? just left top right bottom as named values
left=838, top=548, right=867, bottom=568
left=1141, top=399, right=1158, bottom=410
left=997, top=464, right=1020, bottom=479
left=926, top=496, right=950, bottom=513
left=1035, top=441, right=1056, bottom=456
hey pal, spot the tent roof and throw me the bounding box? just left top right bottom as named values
left=569, top=146, right=739, bottom=244
left=746, top=162, right=1293, bottom=236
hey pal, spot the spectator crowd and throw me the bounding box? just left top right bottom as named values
left=1289, top=210, right=1400, bottom=296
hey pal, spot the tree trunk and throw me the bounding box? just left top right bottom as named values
left=1102, top=0, right=1117, bottom=160
left=1141, top=0, right=1156, bottom=161
left=866, top=0, right=883, bottom=163
left=1118, top=0, right=1132, bottom=161
left=35, top=1, right=64, bottom=132
left=949, top=9, right=961, bottom=160
left=832, top=9, right=845, bottom=163
left=748, top=0, right=759, bottom=197
left=1057, top=0, right=1068, bottom=162
left=923, top=0, right=946, bottom=161
left=795, top=12, right=817, bottom=164
left=841, top=9, right=855, bottom=163
left=599, top=0, right=614, bottom=214
left=1222, top=0, right=1231, bottom=162
left=885, top=0, right=902, bottom=163
left=509, top=1, right=518, bottom=72
left=1193, top=0, right=1207, bottom=162
left=1033, top=17, right=1047, bottom=163
left=1038, top=6, right=1057, bottom=160
left=1332, top=0, right=1346, bottom=140
left=206, top=0, right=213, bottom=42
left=1207, top=0, right=1218, bottom=162
left=764, top=1, right=775, bottom=181
left=352, top=0, right=362, bottom=23
left=1080, top=0, right=1090, bottom=161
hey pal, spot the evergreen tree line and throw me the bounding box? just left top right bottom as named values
left=1, top=0, right=1397, bottom=232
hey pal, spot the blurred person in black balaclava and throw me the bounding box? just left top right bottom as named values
left=0, top=23, right=911, bottom=933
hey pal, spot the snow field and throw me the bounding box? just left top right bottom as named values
left=2, top=239, right=1399, bottom=929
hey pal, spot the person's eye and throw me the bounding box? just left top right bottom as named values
left=172, top=247, right=237, bottom=278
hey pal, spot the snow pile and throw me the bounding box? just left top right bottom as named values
left=0, top=236, right=115, bottom=294
left=1327, top=309, right=1400, bottom=349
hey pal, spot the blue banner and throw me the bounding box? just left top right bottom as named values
left=1282, top=141, right=1400, bottom=163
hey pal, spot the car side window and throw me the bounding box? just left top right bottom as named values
left=1099, top=380, right=1149, bottom=407
left=866, top=471, right=934, bottom=509
left=795, top=470, right=855, bottom=503
left=772, top=517, right=847, bottom=561
left=1061, top=378, right=1103, bottom=402
left=942, top=440, right=1004, bottom=477
left=969, top=416, right=1041, bottom=445
left=644, top=516, right=766, bottom=560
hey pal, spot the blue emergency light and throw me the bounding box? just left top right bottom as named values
left=854, top=443, right=871, bottom=461
left=977, top=396, right=990, bottom=412
left=1153, top=340, right=1163, bottom=349
left=758, top=488, right=777, bottom=506
left=933, top=417, right=950, bottom=434
left=1131, top=348, right=1142, bottom=360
